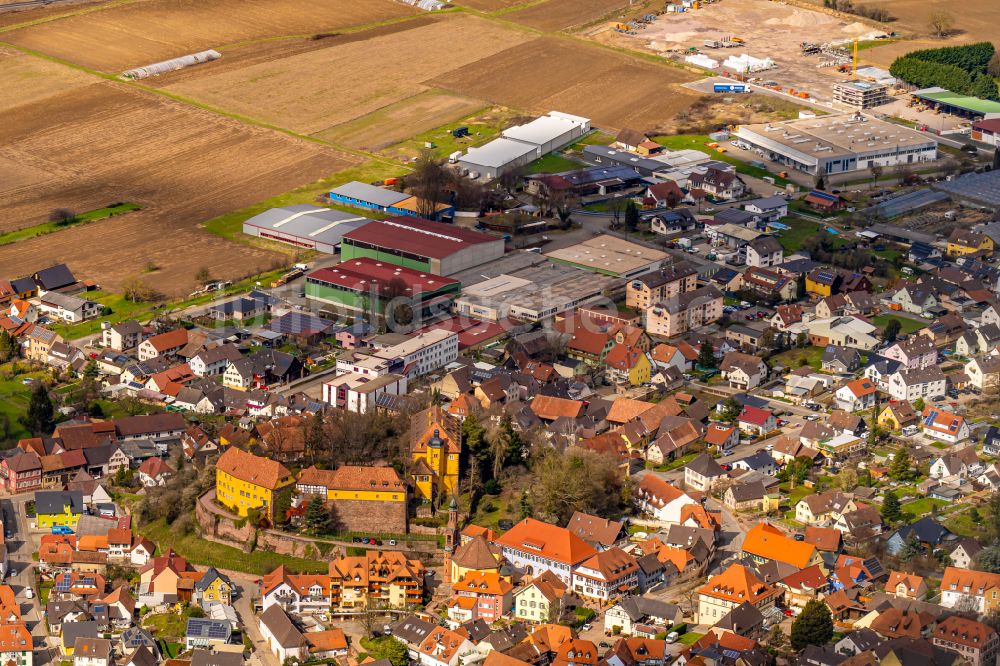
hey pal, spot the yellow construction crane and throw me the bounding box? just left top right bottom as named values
left=853, top=38, right=858, bottom=80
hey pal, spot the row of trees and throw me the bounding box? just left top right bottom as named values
left=890, top=42, right=1000, bottom=101
left=821, top=0, right=893, bottom=23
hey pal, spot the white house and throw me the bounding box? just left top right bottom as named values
left=745, top=236, right=784, bottom=268
left=886, top=367, right=946, bottom=401
left=39, top=292, right=102, bottom=323
left=720, top=352, right=768, bottom=390
left=920, top=407, right=970, bottom=444
left=834, top=378, right=878, bottom=412
left=743, top=196, right=788, bottom=223
left=101, top=320, right=143, bottom=352
left=882, top=337, right=937, bottom=370
left=890, top=285, right=937, bottom=315
left=633, top=475, right=697, bottom=524
left=965, top=356, right=1000, bottom=390
left=258, top=606, right=305, bottom=663
left=189, top=345, right=242, bottom=377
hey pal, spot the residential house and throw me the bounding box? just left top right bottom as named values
left=742, top=523, right=823, bottom=570
left=770, top=304, right=803, bottom=332
left=194, top=568, right=233, bottom=607
left=73, top=637, right=112, bottom=666
left=920, top=407, right=970, bottom=444
left=513, top=570, right=568, bottom=624
left=743, top=196, right=788, bottom=224
left=136, top=329, right=188, bottom=362
left=965, top=355, right=1000, bottom=390
left=835, top=378, right=878, bottom=412
left=35, top=491, right=84, bottom=529
left=745, top=236, right=784, bottom=269
left=189, top=345, right=243, bottom=377
left=684, top=454, right=727, bottom=492
left=950, top=538, right=984, bottom=570
left=822, top=346, right=861, bottom=374
left=571, top=547, right=639, bottom=603
left=101, top=321, right=144, bottom=353
left=566, top=512, right=625, bottom=551
left=643, top=285, right=723, bottom=338
left=932, top=616, right=999, bottom=666
left=887, top=367, right=947, bottom=402
left=633, top=476, right=696, bottom=524
left=719, top=352, right=767, bottom=390
left=886, top=517, right=955, bottom=557
left=948, top=228, right=994, bottom=258
left=603, top=345, right=651, bottom=386
left=494, top=518, right=596, bottom=587
left=258, top=605, right=305, bottom=662
left=796, top=491, right=857, bottom=526
left=885, top=571, right=927, bottom=600
left=136, top=457, right=175, bottom=487
left=890, top=284, right=938, bottom=315
left=806, top=316, right=879, bottom=350
left=449, top=572, right=513, bottom=625
left=878, top=401, right=918, bottom=432
left=738, top=267, right=798, bottom=302
left=696, top=564, right=778, bottom=625
left=625, top=264, right=698, bottom=311
left=603, top=598, right=681, bottom=637
left=688, top=168, right=746, bottom=200
left=513, top=571, right=568, bottom=625
left=883, top=337, right=937, bottom=370
left=940, top=567, right=1000, bottom=612
left=38, top=292, right=101, bottom=323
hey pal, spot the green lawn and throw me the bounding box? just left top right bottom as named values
left=143, top=612, right=190, bottom=639
left=773, top=218, right=848, bottom=253
left=381, top=108, right=523, bottom=163
left=651, top=134, right=791, bottom=186
left=0, top=203, right=141, bottom=247
left=524, top=152, right=585, bottom=175
left=569, top=130, right=616, bottom=150
left=141, top=518, right=329, bottom=575
left=678, top=632, right=704, bottom=645
left=771, top=346, right=824, bottom=371
left=945, top=506, right=992, bottom=538
left=856, top=39, right=899, bottom=50
left=902, top=497, right=948, bottom=517
left=203, top=160, right=400, bottom=245
left=871, top=315, right=925, bottom=335
left=0, top=366, right=51, bottom=446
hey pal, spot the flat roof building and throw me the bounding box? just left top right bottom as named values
left=340, top=217, right=505, bottom=276
left=242, top=205, right=373, bottom=254
left=454, top=257, right=620, bottom=322
left=833, top=80, right=889, bottom=110
left=545, top=236, right=668, bottom=278
left=736, top=112, right=937, bottom=177
left=458, top=111, right=590, bottom=180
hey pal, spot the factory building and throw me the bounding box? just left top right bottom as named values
left=736, top=113, right=937, bottom=177
left=340, top=217, right=505, bottom=276
left=304, top=258, right=460, bottom=319
left=458, top=111, right=590, bottom=180
left=833, top=80, right=890, bottom=110
left=544, top=235, right=668, bottom=278
left=328, top=181, right=455, bottom=221
left=241, top=205, right=372, bottom=254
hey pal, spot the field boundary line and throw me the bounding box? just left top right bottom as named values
left=0, top=0, right=144, bottom=34
left=0, top=39, right=408, bottom=169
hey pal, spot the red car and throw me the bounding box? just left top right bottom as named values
left=782, top=609, right=794, bottom=617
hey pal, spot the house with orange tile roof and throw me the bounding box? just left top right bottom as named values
left=530, top=395, right=585, bottom=422
left=932, top=615, right=1000, bottom=666
left=834, top=378, right=878, bottom=412
left=513, top=570, right=568, bottom=624
left=776, top=564, right=827, bottom=609
left=649, top=344, right=689, bottom=374
left=328, top=550, right=425, bottom=610
left=885, top=571, right=926, bottom=599
left=572, top=547, right=639, bottom=604
left=741, top=522, right=823, bottom=571
left=941, top=566, right=1000, bottom=612
left=494, top=518, right=597, bottom=586
left=136, top=328, right=188, bottom=362
left=605, top=399, right=655, bottom=426
left=0, top=620, right=32, bottom=666
left=414, top=625, right=475, bottom=666
left=261, top=565, right=331, bottom=615
left=704, top=424, right=738, bottom=453
left=137, top=551, right=189, bottom=608
left=447, top=571, right=513, bottom=625
left=215, top=447, right=294, bottom=519
left=603, top=345, right=651, bottom=386
left=551, top=639, right=599, bottom=666
left=632, top=475, right=697, bottom=524
left=697, top=563, right=779, bottom=624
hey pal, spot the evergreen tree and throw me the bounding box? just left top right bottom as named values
left=791, top=599, right=834, bottom=650
left=21, top=382, right=55, bottom=436
left=304, top=497, right=331, bottom=533
left=719, top=397, right=742, bottom=422
left=697, top=341, right=716, bottom=369
left=899, top=531, right=923, bottom=561
left=624, top=201, right=640, bottom=232
left=913, top=397, right=925, bottom=412
left=882, top=318, right=901, bottom=343
left=0, top=329, right=15, bottom=362
left=889, top=447, right=914, bottom=481
left=83, top=359, right=98, bottom=379
left=881, top=490, right=903, bottom=523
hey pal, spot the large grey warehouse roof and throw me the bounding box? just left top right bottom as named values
left=932, top=171, right=1000, bottom=208
left=329, top=181, right=410, bottom=207
left=461, top=138, right=537, bottom=169
left=244, top=205, right=372, bottom=244
left=502, top=114, right=586, bottom=146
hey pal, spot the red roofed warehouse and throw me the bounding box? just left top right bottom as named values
left=340, top=216, right=505, bottom=276
left=305, top=259, right=460, bottom=318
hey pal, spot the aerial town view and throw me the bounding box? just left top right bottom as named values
left=5, top=0, right=1000, bottom=664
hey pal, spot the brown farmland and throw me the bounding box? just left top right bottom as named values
left=2, top=0, right=417, bottom=72
left=0, top=65, right=356, bottom=296
left=431, top=37, right=698, bottom=131
left=163, top=14, right=534, bottom=136
left=505, top=0, right=632, bottom=30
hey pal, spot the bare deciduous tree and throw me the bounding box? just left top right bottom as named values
left=928, top=10, right=955, bottom=37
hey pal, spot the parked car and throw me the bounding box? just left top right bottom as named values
left=666, top=632, right=680, bottom=644
left=51, top=526, right=74, bottom=535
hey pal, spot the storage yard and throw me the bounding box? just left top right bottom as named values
left=589, top=0, right=886, bottom=107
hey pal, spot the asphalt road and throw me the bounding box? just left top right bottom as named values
left=2, top=492, right=53, bottom=666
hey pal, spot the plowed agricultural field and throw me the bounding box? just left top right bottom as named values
left=505, top=0, right=631, bottom=30
left=2, top=0, right=416, bottom=72
left=0, top=61, right=356, bottom=296
left=164, top=14, right=534, bottom=136
left=431, top=37, right=698, bottom=131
